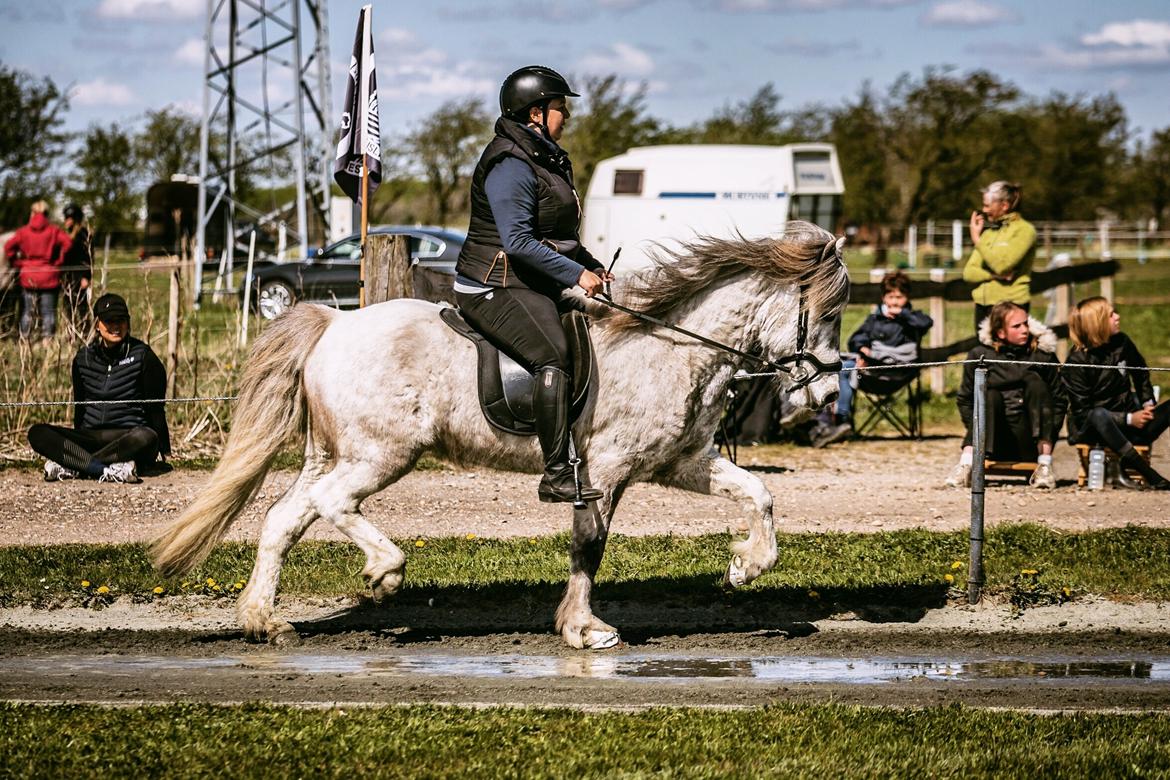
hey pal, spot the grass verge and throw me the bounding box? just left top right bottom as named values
left=2, top=525, right=1169, bottom=608
left=2, top=702, right=1169, bottom=777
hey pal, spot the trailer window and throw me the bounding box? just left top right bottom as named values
left=789, top=194, right=839, bottom=232
left=613, top=169, right=643, bottom=195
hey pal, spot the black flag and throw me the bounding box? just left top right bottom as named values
left=333, top=4, right=381, bottom=203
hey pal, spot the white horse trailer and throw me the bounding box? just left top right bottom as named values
left=582, top=143, right=844, bottom=272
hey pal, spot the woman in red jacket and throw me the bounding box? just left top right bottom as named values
left=4, top=200, right=72, bottom=340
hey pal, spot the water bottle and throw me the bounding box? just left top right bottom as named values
left=1087, top=448, right=1106, bottom=491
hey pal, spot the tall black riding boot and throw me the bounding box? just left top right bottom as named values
left=533, top=367, right=603, bottom=504
left=1118, top=445, right=1170, bottom=491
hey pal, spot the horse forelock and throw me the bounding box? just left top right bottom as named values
left=608, top=220, right=849, bottom=330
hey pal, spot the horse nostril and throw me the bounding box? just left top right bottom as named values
left=823, top=391, right=839, bottom=408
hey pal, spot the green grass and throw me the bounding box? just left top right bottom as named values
left=3, top=525, right=1169, bottom=607
left=2, top=702, right=1169, bottom=777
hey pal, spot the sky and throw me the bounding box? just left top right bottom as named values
left=1, top=0, right=1168, bottom=147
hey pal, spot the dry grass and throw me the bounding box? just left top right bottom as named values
left=0, top=254, right=256, bottom=460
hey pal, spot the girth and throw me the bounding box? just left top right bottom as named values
left=440, top=306, right=593, bottom=436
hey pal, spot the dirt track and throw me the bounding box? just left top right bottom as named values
left=4, top=437, right=1170, bottom=711
left=2, top=436, right=1167, bottom=546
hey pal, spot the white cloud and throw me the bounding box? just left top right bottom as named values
left=70, top=78, right=136, bottom=107
left=1037, top=19, right=1170, bottom=70
left=96, top=0, right=202, bottom=20
left=920, top=1, right=1012, bottom=27
left=577, top=42, right=655, bottom=77
left=1082, top=19, right=1170, bottom=49
left=174, top=38, right=205, bottom=66
left=711, top=0, right=916, bottom=10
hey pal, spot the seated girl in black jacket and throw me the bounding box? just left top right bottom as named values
left=1064, top=296, right=1168, bottom=490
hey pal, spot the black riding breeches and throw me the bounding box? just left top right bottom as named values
left=27, top=424, right=159, bottom=473
left=456, top=287, right=570, bottom=375
left=962, top=374, right=1055, bottom=459
left=1076, top=401, right=1170, bottom=452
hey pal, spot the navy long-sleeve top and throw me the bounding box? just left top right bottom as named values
left=455, top=150, right=592, bottom=292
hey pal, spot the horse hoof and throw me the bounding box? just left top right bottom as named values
left=584, top=629, right=621, bottom=650
left=269, top=627, right=301, bottom=647
left=725, top=555, right=747, bottom=588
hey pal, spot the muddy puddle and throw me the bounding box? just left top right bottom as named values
left=7, top=651, right=1169, bottom=685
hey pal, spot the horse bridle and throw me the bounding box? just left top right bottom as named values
left=592, top=279, right=841, bottom=391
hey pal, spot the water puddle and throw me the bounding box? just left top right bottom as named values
left=12, top=654, right=1170, bottom=685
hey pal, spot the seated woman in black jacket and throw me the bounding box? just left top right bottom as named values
left=1064, top=296, right=1169, bottom=490
left=27, top=293, right=170, bottom=484
left=945, top=301, right=1066, bottom=489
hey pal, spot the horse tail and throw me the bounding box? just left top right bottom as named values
left=151, top=304, right=335, bottom=578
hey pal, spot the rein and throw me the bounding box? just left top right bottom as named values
left=592, top=282, right=841, bottom=390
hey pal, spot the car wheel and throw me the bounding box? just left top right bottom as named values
left=257, top=280, right=295, bottom=320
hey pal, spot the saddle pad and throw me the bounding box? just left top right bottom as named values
left=440, top=306, right=593, bottom=436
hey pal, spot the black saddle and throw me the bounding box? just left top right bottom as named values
left=440, top=306, right=593, bottom=436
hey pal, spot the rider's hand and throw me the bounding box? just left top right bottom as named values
left=578, top=269, right=604, bottom=297
left=1131, top=408, right=1154, bottom=429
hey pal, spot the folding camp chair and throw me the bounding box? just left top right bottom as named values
left=850, top=361, right=924, bottom=439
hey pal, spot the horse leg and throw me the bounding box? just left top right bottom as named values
left=554, top=475, right=627, bottom=650
left=238, top=463, right=323, bottom=644
left=662, top=452, right=778, bottom=587
left=309, top=457, right=410, bottom=603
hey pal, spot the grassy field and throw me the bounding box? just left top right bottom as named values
left=3, top=702, right=1169, bottom=777
left=2, top=524, right=1168, bottom=608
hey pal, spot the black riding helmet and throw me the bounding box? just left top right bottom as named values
left=500, top=65, right=579, bottom=123
left=63, top=203, right=84, bottom=222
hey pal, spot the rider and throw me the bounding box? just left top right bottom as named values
left=454, top=65, right=612, bottom=503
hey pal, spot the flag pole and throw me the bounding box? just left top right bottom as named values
left=360, top=154, right=369, bottom=308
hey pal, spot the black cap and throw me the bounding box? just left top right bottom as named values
left=63, top=203, right=83, bottom=221
left=93, top=293, right=130, bottom=322
left=500, top=65, right=578, bottom=118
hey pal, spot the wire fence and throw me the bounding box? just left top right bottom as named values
left=0, top=356, right=1165, bottom=409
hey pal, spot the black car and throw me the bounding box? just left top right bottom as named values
left=245, top=225, right=464, bottom=320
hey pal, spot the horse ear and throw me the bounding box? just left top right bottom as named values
left=834, top=236, right=846, bottom=259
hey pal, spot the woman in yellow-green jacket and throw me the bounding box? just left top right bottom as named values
left=962, top=181, right=1036, bottom=331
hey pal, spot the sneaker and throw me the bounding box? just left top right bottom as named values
left=98, top=461, right=141, bottom=484
left=1029, top=463, right=1056, bottom=489
left=812, top=422, right=853, bottom=449
left=945, top=462, right=972, bottom=488
left=43, top=460, right=79, bottom=482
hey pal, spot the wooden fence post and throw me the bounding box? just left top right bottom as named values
left=365, top=234, right=412, bottom=304
left=928, top=268, right=946, bottom=395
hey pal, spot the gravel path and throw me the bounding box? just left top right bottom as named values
left=2, top=436, right=1166, bottom=546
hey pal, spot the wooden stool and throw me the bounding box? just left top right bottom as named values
left=1074, top=443, right=1151, bottom=487
left=983, top=460, right=1038, bottom=480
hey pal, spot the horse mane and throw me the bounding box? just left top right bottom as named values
left=603, top=221, right=850, bottom=330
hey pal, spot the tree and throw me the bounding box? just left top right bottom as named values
left=406, top=99, right=492, bottom=226
left=1142, top=127, right=1170, bottom=225
left=134, top=107, right=201, bottom=184
left=829, top=85, right=896, bottom=228
left=67, top=123, right=139, bottom=239
left=0, top=62, right=69, bottom=227
left=1009, top=93, right=1128, bottom=222
left=881, top=67, right=1020, bottom=225
left=560, top=74, right=663, bottom=196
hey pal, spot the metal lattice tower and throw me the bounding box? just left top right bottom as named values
left=194, top=0, right=333, bottom=303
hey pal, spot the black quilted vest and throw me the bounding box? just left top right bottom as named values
left=73, top=337, right=164, bottom=434
left=456, top=117, right=584, bottom=294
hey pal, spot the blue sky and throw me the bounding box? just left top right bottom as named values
left=2, top=0, right=1168, bottom=143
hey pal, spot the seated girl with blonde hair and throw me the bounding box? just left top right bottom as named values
left=1063, top=296, right=1169, bottom=490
